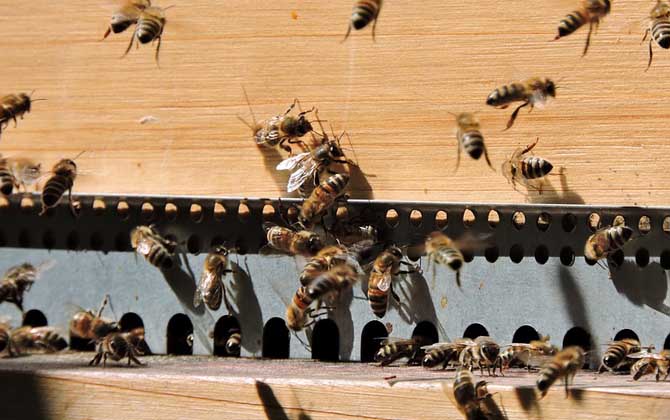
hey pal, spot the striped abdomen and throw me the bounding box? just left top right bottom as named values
left=632, top=359, right=656, bottom=380
left=226, top=331, right=241, bottom=355
left=367, top=271, right=390, bottom=318
left=267, top=226, right=294, bottom=253
left=602, top=340, right=640, bottom=370
left=536, top=360, right=562, bottom=394
left=433, top=246, right=463, bottom=272
left=146, top=243, right=173, bottom=269
left=300, top=257, right=329, bottom=286
left=652, top=18, right=670, bottom=49
left=137, top=15, right=163, bottom=44
left=458, top=130, right=485, bottom=160
left=299, top=173, right=349, bottom=224
left=520, top=157, right=553, bottom=179
left=557, top=10, right=586, bottom=38
left=376, top=343, right=415, bottom=365
left=0, top=163, right=15, bottom=196
left=605, top=226, right=634, bottom=253
left=423, top=347, right=458, bottom=369
left=350, top=0, right=382, bottom=30
left=41, top=174, right=73, bottom=209
left=306, top=272, right=341, bottom=301
left=486, top=83, right=527, bottom=107
left=292, top=286, right=313, bottom=312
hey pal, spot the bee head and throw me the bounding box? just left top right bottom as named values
left=328, top=141, right=345, bottom=158
left=213, top=245, right=230, bottom=256
left=307, top=234, right=324, bottom=254
left=482, top=344, right=500, bottom=361
left=603, top=0, right=611, bottom=13
left=295, top=114, right=313, bottom=137
left=226, top=337, right=240, bottom=354
left=545, top=80, right=556, bottom=98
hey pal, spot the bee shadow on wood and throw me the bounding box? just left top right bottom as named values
left=0, top=371, right=49, bottom=420
left=346, top=164, right=374, bottom=200
left=330, top=288, right=354, bottom=360
left=609, top=261, right=670, bottom=316
left=255, top=381, right=290, bottom=420
left=259, top=147, right=295, bottom=196
left=229, top=259, right=264, bottom=354
left=527, top=168, right=585, bottom=205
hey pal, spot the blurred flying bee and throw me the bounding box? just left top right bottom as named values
left=425, top=231, right=488, bottom=287
left=452, top=112, right=493, bottom=172
left=130, top=225, right=178, bottom=270
left=298, top=173, right=350, bottom=228
left=486, top=78, right=556, bottom=130
left=343, top=0, right=383, bottom=41
left=7, top=326, right=67, bottom=356
left=598, top=338, right=644, bottom=373
left=193, top=246, right=234, bottom=311
left=299, top=244, right=347, bottom=286
left=305, top=260, right=362, bottom=303
left=554, top=0, right=611, bottom=56
left=644, top=1, right=670, bottom=70
left=629, top=350, right=670, bottom=381
left=375, top=336, right=428, bottom=366
left=39, top=152, right=85, bottom=216
left=328, top=222, right=378, bottom=248
left=123, top=5, right=172, bottom=65
left=536, top=346, right=585, bottom=398
left=421, top=339, right=472, bottom=370
left=460, top=336, right=501, bottom=376
left=450, top=369, right=502, bottom=420
left=264, top=223, right=324, bottom=257
left=0, top=261, right=54, bottom=312
left=0, top=92, right=44, bottom=137
left=89, top=331, right=143, bottom=367
left=0, top=156, right=42, bottom=196
left=367, top=246, right=420, bottom=318
left=69, top=295, right=119, bottom=342
left=102, top=0, right=151, bottom=40
left=238, top=88, right=314, bottom=155
left=497, top=335, right=557, bottom=373
left=501, top=138, right=554, bottom=194
left=584, top=225, right=634, bottom=263
left=286, top=285, right=329, bottom=331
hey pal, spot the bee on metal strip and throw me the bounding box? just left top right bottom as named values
left=643, top=1, right=670, bottom=70
left=343, top=0, right=383, bottom=42
left=584, top=225, right=634, bottom=263
left=102, top=0, right=152, bottom=40
left=501, top=138, right=554, bottom=194
left=263, top=223, right=324, bottom=257
left=367, top=246, right=420, bottom=318
left=193, top=246, right=234, bottom=311
left=554, top=0, right=611, bottom=56
left=39, top=152, right=85, bottom=216
left=298, top=173, right=350, bottom=228
left=486, top=78, right=556, bottom=130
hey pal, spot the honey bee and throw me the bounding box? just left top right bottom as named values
left=554, top=0, right=611, bottom=56
left=39, top=153, right=85, bottom=216
left=226, top=330, right=241, bottom=356
left=584, top=225, right=634, bottom=263
left=69, top=295, right=119, bottom=342
left=450, top=369, right=489, bottom=420
left=89, top=331, right=143, bottom=367
left=598, top=338, right=644, bottom=373
left=426, top=231, right=487, bottom=287
left=0, top=321, right=9, bottom=354
left=497, top=335, right=557, bottom=373
left=644, top=1, right=670, bottom=70
left=264, top=223, right=324, bottom=257
left=0, top=261, right=53, bottom=312
left=193, top=246, right=234, bottom=311
left=102, top=0, right=151, bottom=40
left=305, top=261, right=362, bottom=303
left=0, top=156, right=17, bottom=196
left=422, top=339, right=471, bottom=370
left=124, top=326, right=148, bottom=355
left=501, top=138, right=554, bottom=194
left=453, top=113, right=493, bottom=172
left=123, top=5, right=172, bottom=65
left=375, top=336, right=427, bottom=366
left=536, top=346, right=585, bottom=398
left=7, top=326, right=67, bottom=356
left=367, top=246, right=420, bottom=318
left=298, top=173, right=350, bottom=228
left=328, top=222, right=378, bottom=248
left=238, top=88, right=314, bottom=155
left=130, top=225, right=178, bottom=270
left=298, top=245, right=347, bottom=286
left=286, top=285, right=320, bottom=331
left=629, top=350, right=670, bottom=381
left=0, top=156, right=42, bottom=195
left=343, top=0, right=383, bottom=42
left=486, top=78, right=556, bottom=130
left=460, top=336, right=501, bottom=376
left=0, top=92, right=43, bottom=137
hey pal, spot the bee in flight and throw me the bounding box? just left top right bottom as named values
left=102, top=0, right=152, bottom=40
left=89, top=331, right=144, bottom=367
left=238, top=88, right=315, bottom=156
left=39, top=152, right=85, bottom=216
left=305, top=259, right=362, bottom=303
left=501, top=138, right=554, bottom=194
left=343, top=0, right=383, bottom=42
left=123, top=5, right=172, bottom=65
left=448, top=369, right=505, bottom=420
left=367, top=246, right=420, bottom=318
left=425, top=231, right=489, bottom=287
left=0, top=155, right=41, bottom=196
left=486, top=78, right=556, bottom=130
left=554, top=0, right=611, bottom=56
left=0, top=261, right=54, bottom=313
left=584, top=224, right=634, bottom=264
left=0, top=92, right=45, bottom=138
left=452, top=112, right=493, bottom=172
left=643, top=1, right=670, bottom=70
left=536, top=346, right=585, bottom=398
left=5, top=326, right=67, bottom=356
left=130, top=225, right=178, bottom=270
left=629, top=350, right=670, bottom=381
left=193, top=246, right=234, bottom=311
left=69, top=295, right=119, bottom=343
left=298, top=172, right=350, bottom=228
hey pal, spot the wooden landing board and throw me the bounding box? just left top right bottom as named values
left=0, top=354, right=669, bottom=420
left=0, top=1, right=668, bottom=206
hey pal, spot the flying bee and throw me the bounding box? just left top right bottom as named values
left=497, top=336, right=557, bottom=373
left=102, top=0, right=151, bottom=40
left=298, top=244, right=355, bottom=286
left=238, top=88, right=314, bottom=156
left=421, top=339, right=472, bottom=370
left=343, top=0, right=383, bottom=42
left=644, top=1, right=670, bottom=70
left=7, top=326, right=67, bottom=356
left=193, top=246, right=234, bottom=311
left=554, top=0, right=611, bottom=56
left=425, top=231, right=488, bottom=287
left=584, top=225, right=634, bottom=263
left=69, top=295, right=119, bottom=342
left=0, top=156, right=17, bottom=196
left=264, top=223, right=324, bottom=257
left=89, top=331, right=143, bottom=367
left=130, top=225, right=178, bottom=270
left=7, top=157, right=42, bottom=193
left=459, top=336, right=501, bottom=377
left=39, top=152, right=85, bottom=216
left=629, top=350, right=670, bottom=381
left=450, top=369, right=489, bottom=420
left=0, top=261, right=54, bottom=312
left=123, top=5, right=172, bottom=65
left=298, top=173, right=350, bottom=228
left=501, top=138, right=554, bottom=194
left=286, top=285, right=324, bottom=331
left=453, top=112, right=493, bottom=172
left=375, top=336, right=428, bottom=366
left=598, top=338, right=644, bottom=373
left=536, top=346, right=585, bottom=398
left=367, top=246, right=420, bottom=318
left=305, top=261, right=362, bottom=303
left=0, top=92, right=44, bottom=137
left=486, top=78, right=556, bottom=130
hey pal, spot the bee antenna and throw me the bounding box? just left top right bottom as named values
left=240, top=86, right=257, bottom=126
left=72, top=150, right=86, bottom=160
left=342, top=131, right=360, bottom=167
left=163, top=5, right=176, bottom=10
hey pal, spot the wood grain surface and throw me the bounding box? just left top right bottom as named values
left=1, top=354, right=669, bottom=420
left=0, top=1, right=666, bottom=205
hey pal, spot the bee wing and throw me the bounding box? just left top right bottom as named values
left=420, top=341, right=454, bottom=351
left=135, top=237, right=154, bottom=256
left=376, top=272, right=392, bottom=292
left=286, top=162, right=320, bottom=193
left=276, top=152, right=309, bottom=171
left=377, top=337, right=415, bottom=345
left=628, top=351, right=663, bottom=360
left=192, top=285, right=204, bottom=308
left=452, top=232, right=494, bottom=252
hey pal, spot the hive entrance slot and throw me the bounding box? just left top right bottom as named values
left=311, top=319, right=339, bottom=362
left=22, top=309, right=47, bottom=327
left=613, top=329, right=639, bottom=342
left=213, top=315, right=242, bottom=357
left=262, top=317, right=290, bottom=359
left=167, top=313, right=194, bottom=356
left=412, top=320, right=438, bottom=345
left=360, top=320, right=388, bottom=363
left=512, top=325, right=540, bottom=344
left=463, top=323, right=488, bottom=340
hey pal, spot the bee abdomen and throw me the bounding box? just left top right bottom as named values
left=137, top=19, right=162, bottom=43
left=351, top=0, right=381, bottom=30
left=652, top=19, right=670, bottom=49
left=306, top=274, right=338, bottom=300
left=557, top=11, right=586, bottom=38
left=147, top=245, right=172, bottom=269
left=607, top=226, right=634, bottom=251
left=461, top=131, right=485, bottom=160
left=41, top=175, right=72, bottom=208
left=435, top=247, right=463, bottom=271
left=323, top=173, right=350, bottom=196
left=521, top=157, right=553, bottom=179
left=367, top=287, right=388, bottom=317
left=486, top=83, right=525, bottom=106
left=0, top=167, right=15, bottom=196
left=602, top=345, right=625, bottom=368
left=537, top=363, right=560, bottom=391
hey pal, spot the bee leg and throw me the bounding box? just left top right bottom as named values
left=522, top=137, right=540, bottom=155
left=453, top=140, right=461, bottom=173
left=391, top=284, right=400, bottom=304
left=646, top=36, right=654, bottom=72
left=154, top=35, right=162, bottom=67
left=582, top=21, right=594, bottom=57
left=103, top=353, right=108, bottom=367
left=341, top=24, right=353, bottom=43
left=102, top=27, right=112, bottom=41
left=129, top=351, right=143, bottom=366
left=504, top=102, right=529, bottom=131
left=89, top=352, right=101, bottom=366
left=371, top=17, right=378, bottom=42
left=123, top=31, right=136, bottom=58
left=483, top=146, right=495, bottom=172
left=278, top=139, right=293, bottom=156
left=284, top=99, right=298, bottom=116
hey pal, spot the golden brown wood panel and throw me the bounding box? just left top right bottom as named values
left=0, top=1, right=666, bottom=205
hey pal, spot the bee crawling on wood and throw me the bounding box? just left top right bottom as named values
left=554, top=0, right=611, bottom=56
left=629, top=350, right=670, bottom=381
left=598, top=338, right=648, bottom=373
left=452, top=112, right=494, bottom=172
left=459, top=336, right=501, bottom=377
left=375, top=336, right=430, bottom=366
left=5, top=326, right=67, bottom=357
left=343, top=0, right=383, bottom=42
left=69, top=295, right=119, bottom=343
left=39, top=151, right=85, bottom=216
left=123, top=5, right=173, bottom=65
left=644, top=1, right=670, bottom=71
left=421, top=338, right=472, bottom=370
left=486, top=78, right=556, bottom=130
left=501, top=138, right=555, bottom=194
left=89, top=330, right=144, bottom=367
